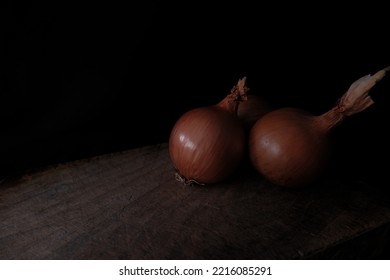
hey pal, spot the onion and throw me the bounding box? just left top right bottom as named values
left=237, top=94, right=272, bottom=131
left=249, top=67, right=390, bottom=188
left=169, top=78, right=249, bottom=185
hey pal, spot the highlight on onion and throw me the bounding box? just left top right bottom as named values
left=249, top=66, right=390, bottom=188
left=169, top=77, right=249, bottom=185
left=237, top=94, right=272, bottom=131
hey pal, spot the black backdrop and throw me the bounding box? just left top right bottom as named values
left=2, top=1, right=390, bottom=184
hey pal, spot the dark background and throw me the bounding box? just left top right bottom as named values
left=1, top=1, right=390, bottom=185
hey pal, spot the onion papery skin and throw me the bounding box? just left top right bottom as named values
left=249, top=108, right=331, bottom=188
left=169, top=106, right=245, bottom=184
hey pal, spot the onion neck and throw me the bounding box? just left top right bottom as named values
left=317, top=66, right=390, bottom=133
left=317, top=106, right=345, bottom=132
left=217, top=77, right=249, bottom=115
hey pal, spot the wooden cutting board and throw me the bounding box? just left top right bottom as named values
left=1, top=143, right=390, bottom=259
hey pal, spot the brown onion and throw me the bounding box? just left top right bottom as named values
left=237, top=94, right=272, bottom=131
left=249, top=67, right=390, bottom=188
left=169, top=78, right=249, bottom=185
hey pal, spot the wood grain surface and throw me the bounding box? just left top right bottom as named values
left=1, top=143, right=390, bottom=259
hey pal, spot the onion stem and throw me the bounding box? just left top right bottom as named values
left=319, top=66, right=390, bottom=131
left=217, top=77, right=249, bottom=114
left=337, top=66, right=390, bottom=116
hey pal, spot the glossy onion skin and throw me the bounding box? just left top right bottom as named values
left=249, top=108, right=331, bottom=187
left=169, top=106, right=245, bottom=184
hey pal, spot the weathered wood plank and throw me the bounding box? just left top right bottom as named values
left=1, top=143, right=390, bottom=259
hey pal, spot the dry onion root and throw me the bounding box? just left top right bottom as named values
left=169, top=78, right=249, bottom=185
left=249, top=66, right=390, bottom=188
